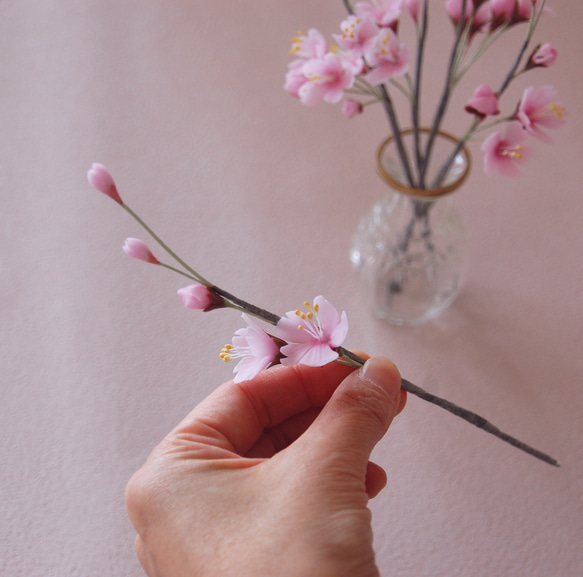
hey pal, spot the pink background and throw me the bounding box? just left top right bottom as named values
left=2, top=1, right=582, bottom=575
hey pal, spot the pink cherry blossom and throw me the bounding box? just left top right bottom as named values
left=482, top=121, right=532, bottom=177
left=465, top=83, right=500, bottom=119
left=355, top=0, right=404, bottom=29
left=342, top=99, right=364, bottom=118
left=364, top=28, right=410, bottom=85
left=515, top=85, right=566, bottom=143
left=333, top=15, right=379, bottom=57
left=122, top=238, right=159, bottom=264
left=529, top=42, right=558, bottom=68
left=277, top=297, right=349, bottom=367
left=289, top=28, right=328, bottom=60
left=87, top=163, right=123, bottom=205
left=298, top=53, right=355, bottom=106
left=177, top=282, right=215, bottom=310
left=221, top=314, right=280, bottom=383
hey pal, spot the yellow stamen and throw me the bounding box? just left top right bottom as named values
left=549, top=102, right=565, bottom=120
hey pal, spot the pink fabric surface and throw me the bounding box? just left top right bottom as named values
left=1, top=2, right=582, bottom=575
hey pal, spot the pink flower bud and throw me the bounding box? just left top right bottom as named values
left=87, top=163, right=123, bottom=205
left=178, top=283, right=214, bottom=310
left=531, top=43, right=558, bottom=68
left=342, top=99, right=364, bottom=119
left=465, top=84, right=500, bottom=120
left=122, top=238, right=159, bottom=264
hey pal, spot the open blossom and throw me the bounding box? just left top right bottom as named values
left=482, top=121, right=532, bottom=177
left=298, top=53, right=355, bottom=106
left=87, top=163, right=123, bottom=205
left=289, top=28, right=328, bottom=60
left=465, top=84, right=500, bottom=119
left=277, top=297, right=349, bottom=367
left=364, top=28, right=410, bottom=85
left=221, top=314, right=280, bottom=383
left=122, top=238, right=159, bottom=264
left=515, top=85, right=566, bottom=143
left=334, top=14, right=379, bottom=57
left=355, top=0, right=404, bottom=29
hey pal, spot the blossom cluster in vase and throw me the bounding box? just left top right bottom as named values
left=284, top=0, right=565, bottom=182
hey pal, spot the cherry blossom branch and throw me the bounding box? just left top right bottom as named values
left=88, top=164, right=560, bottom=468
left=419, top=0, right=468, bottom=188
left=342, top=0, right=415, bottom=188
left=431, top=1, right=546, bottom=189
left=410, top=0, right=429, bottom=180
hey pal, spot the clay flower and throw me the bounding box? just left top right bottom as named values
left=285, top=0, right=563, bottom=182
left=342, top=99, right=364, bottom=118
left=221, top=314, right=280, bottom=383
left=515, top=85, right=566, bottom=143
left=87, top=163, right=123, bottom=205
left=482, top=121, right=532, bottom=177
left=298, top=52, right=355, bottom=105
left=529, top=42, right=558, bottom=68
left=178, top=283, right=212, bottom=309
left=364, top=28, right=410, bottom=85
left=277, top=297, right=349, bottom=367
left=465, top=84, right=500, bottom=119
left=334, top=14, right=379, bottom=57
left=122, top=238, right=159, bottom=264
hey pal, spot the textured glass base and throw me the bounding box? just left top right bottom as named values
left=351, top=192, right=467, bottom=326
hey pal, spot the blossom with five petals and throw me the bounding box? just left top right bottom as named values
left=482, top=121, right=532, bottom=177
left=364, top=28, right=410, bottom=85
left=87, top=163, right=123, bottom=205
left=277, top=297, right=349, bottom=367
left=122, top=238, right=159, bottom=264
left=333, top=15, right=379, bottom=57
left=465, top=84, right=500, bottom=119
left=298, top=53, right=355, bottom=106
left=515, top=85, right=566, bottom=143
left=221, top=314, right=280, bottom=383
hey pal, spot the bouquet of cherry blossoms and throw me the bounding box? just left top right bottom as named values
left=284, top=0, right=565, bottom=186
left=87, top=162, right=559, bottom=467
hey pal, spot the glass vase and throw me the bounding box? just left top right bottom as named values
left=350, top=129, right=471, bottom=326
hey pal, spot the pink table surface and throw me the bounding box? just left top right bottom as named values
left=2, top=1, right=582, bottom=576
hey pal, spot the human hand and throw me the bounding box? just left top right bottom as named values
left=125, top=356, right=406, bottom=577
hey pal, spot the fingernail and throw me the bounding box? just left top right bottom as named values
left=359, top=357, right=401, bottom=403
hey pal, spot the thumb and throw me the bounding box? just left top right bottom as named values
left=297, top=357, right=404, bottom=472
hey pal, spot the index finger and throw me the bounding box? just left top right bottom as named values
left=168, top=360, right=360, bottom=457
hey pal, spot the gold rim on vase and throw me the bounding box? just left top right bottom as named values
left=376, top=128, right=471, bottom=198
